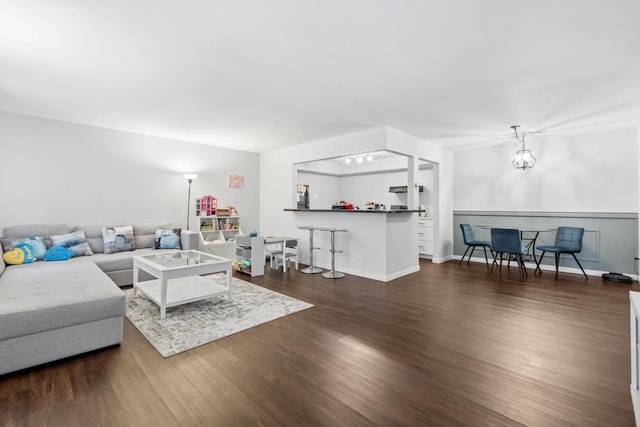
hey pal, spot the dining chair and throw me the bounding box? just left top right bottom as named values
left=273, top=239, right=299, bottom=272
left=459, top=224, right=493, bottom=269
left=536, top=226, right=588, bottom=279
left=489, top=228, right=527, bottom=279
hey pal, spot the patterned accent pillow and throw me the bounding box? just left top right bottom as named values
left=102, top=225, right=135, bottom=254
left=153, top=229, right=182, bottom=249
left=50, top=230, right=94, bottom=257
left=11, top=236, right=47, bottom=260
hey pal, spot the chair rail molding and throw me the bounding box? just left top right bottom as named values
left=454, top=210, right=637, bottom=220
left=454, top=210, right=637, bottom=276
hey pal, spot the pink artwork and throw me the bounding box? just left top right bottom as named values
left=228, top=174, right=244, bottom=188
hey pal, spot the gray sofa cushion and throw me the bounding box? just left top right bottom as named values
left=66, top=247, right=159, bottom=272
left=1, top=224, right=71, bottom=252
left=71, top=225, right=107, bottom=254
left=72, top=222, right=171, bottom=253
left=132, top=223, right=172, bottom=249
left=0, top=262, right=125, bottom=341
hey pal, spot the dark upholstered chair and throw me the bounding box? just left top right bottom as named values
left=459, top=224, right=493, bottom=269
left=489, top=228, right=527, bottom=279
left=536, top=227, right=587, bottom=279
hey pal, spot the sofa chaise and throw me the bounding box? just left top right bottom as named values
left=0, top=222, right=198, bottom=375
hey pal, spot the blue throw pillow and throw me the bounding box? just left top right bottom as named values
left=11, top=236, right=47, bottom=260
left=153, top=229, right=182, bottom=249
left=45, top=246, right=73, bottom=261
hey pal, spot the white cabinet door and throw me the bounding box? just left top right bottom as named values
left=418, top=219, right=433, bottom=256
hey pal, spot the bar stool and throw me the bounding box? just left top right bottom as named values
left=317, top=226, right=348, bottom=279
left=297, top=225, right=323, bottom=274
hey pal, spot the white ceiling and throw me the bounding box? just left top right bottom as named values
left=1, top=1, right=639, bottom=153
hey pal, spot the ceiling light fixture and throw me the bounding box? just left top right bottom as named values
left=344, top=157, right=352, bottom=164
left=356, top=155, right=363, bottom=163
left=366, top=153, right=373, bottom=162
left=511, top=125, right=536, bottom=170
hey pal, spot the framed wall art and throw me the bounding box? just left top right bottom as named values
left=228, top=174, right=244, bottom=188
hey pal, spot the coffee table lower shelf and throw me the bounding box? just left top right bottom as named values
left=135, top=276, right=231, bottom=316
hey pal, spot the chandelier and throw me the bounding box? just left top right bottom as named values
left=511, top=125, right=536, bottom=170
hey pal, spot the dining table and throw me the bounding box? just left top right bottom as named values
left=478, top=225, right=555, bottom=269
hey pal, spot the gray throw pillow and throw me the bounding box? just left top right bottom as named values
left=50, top=230, right=94, bottom=257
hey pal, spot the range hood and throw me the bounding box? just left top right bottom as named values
left=389, top=185, right=424, bottom=193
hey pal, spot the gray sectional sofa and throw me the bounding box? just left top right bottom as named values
left=0, top=222, right=198, bottom=375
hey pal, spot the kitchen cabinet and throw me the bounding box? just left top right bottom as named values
left=389, top=185, right=424, bottom=193
left=418, top=218, right=433, bottom=257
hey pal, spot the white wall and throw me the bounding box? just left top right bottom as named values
left=296, top=172, right=339, bottom=210
left=417, top=168, right=434, bottom=214
left=385, top=127, right=455, bottom=261
left=453, top=128, right=638, bottom=212
left=340, top=171, right=408, bottom=208
left=261, top=127, right=454, bottom=262
left=0, top=112, right=260, bottom=233
left=298, top=168, right=434, bottom=213
left=261, top=127, right=389, bottom=238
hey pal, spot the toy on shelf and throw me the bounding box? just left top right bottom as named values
left=196, top=195, right=217, bottom=216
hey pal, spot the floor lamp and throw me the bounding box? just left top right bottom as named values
left=183, top=174, right=198, bottom=230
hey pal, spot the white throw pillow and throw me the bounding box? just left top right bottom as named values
left=102, top=225, right=135, bottom=254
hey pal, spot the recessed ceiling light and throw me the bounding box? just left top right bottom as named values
left=345, top=157, right=351, bottom=164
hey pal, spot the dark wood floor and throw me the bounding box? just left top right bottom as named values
left=1, top=259, right=637, bottom=426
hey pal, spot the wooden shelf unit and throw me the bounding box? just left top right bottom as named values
left=197, top=215, right=242, bottom=259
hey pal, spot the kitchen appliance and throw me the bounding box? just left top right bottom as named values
left=390, top=205, right=408, bottom=210
left=388, top=185, right=424, bottom=193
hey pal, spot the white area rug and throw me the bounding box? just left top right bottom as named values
left=125, top=274, right=313, bottom=357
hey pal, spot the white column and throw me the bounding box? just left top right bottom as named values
left=407, top=155, right=419, bottom=210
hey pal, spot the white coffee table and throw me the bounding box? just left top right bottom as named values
left=133, top=250, right=233, bottom=319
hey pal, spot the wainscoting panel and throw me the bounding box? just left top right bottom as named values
left=454, top=211, right=637, bottom=275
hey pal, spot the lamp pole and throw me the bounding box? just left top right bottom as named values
left=183, top=174, right=198, bottom=230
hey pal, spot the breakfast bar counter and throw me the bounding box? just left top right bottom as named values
left=284, top=208, right=423, bottom=214
left=285, top=208, right=421, bottom=282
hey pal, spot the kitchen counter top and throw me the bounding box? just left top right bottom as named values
left=282, top=208, right=421, bottom=281
left=284, top=208, right=424, bottom=214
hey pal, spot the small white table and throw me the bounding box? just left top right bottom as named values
left=264, top=236, right=298, bottom=271
left=133, top=250, right=232, bottom=320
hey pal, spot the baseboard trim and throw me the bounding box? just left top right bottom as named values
left=457, top=255, right=636, bottom=280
